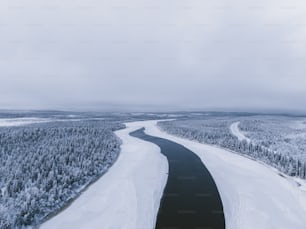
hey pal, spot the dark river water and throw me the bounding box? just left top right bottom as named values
left=130, top=128, right=225, bottom=229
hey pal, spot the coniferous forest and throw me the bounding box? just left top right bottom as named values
left=2, top=114, right=306, bottom=229
left=0, top=120, right=124, bottom=228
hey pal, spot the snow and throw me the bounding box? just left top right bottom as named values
left=0, top=117, right=51, bottom=127
left=144, top=120, right=306, bottom=229
left=41, top=121, right=168, bottom=229
left=230, top=121, right=251, bottom=143
left=41, top=120, right=306, bottom=229
left=290, top=120, right=306, bottom=130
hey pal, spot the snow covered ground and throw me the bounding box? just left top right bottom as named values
left=41, top=121, right=168, bottom=229
left=230, top=121, right=251, bottom=143
left=0, top=117, right=51, bottom=127
left=145, top=120, right=306, bottom=229
left=41, top=120, right=306, bottom=229
left=290, top=119, right=306, bottom=130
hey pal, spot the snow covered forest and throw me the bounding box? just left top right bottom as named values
left=0, top=120, right=124, bottom=229
left=158, top=118, right=306, bottom=180
left=239, top=117, right=306, bottom=161
left=2, top=112, right=306, bottom=229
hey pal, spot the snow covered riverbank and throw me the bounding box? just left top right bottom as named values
left=145, top=120, right=306, bottom=229
left=41, top=120, right=306, bottom=229
left=230, top=121, right=251, bottom=143
left=41, top=121, right=168, bottom=229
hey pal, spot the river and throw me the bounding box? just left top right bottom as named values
left=130, top=128, right=225, bottom=229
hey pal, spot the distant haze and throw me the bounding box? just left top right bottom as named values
left=1, top=0, right=306, bottom=112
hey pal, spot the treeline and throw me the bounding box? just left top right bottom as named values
left=239, top=119, right=306, bottom=160
left=0, top=121, right=124, bottom=229
left=158, top=120, right=306, bottom=180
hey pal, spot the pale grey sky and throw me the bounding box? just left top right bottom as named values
left=1, top=0, right=306, bottom=112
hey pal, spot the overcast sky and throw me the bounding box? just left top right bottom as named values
left=1, top=0, right=306, bottom=112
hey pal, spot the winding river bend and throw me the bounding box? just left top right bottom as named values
left=130, top=128, right=225, bottom=229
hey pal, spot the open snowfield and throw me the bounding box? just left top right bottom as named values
left=0, top=117, right=51, bottom=127
left=230, top=121, right=250, bottom=143
left=290, top=119, right=306, bottom=130
left=41, top=121, right=168, bottom=229
left=144, top=120, right=306, bottom=229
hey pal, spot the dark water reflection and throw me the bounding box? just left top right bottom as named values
left=130, top=128, right=225, bottom=229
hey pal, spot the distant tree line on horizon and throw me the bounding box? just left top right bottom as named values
left=0, top=121, right=124, bottom=229
left=158, top=119, right=306, bottom=180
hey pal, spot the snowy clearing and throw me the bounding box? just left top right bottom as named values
left=290, top=119, right=306, bottom=130
left=0, top=117, right=51, bottom=127
left=41, top=121, right=168, bottom=229
left=144, top=120, right=306, bottom=229
left=230, top=121, right=250, bottom=143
